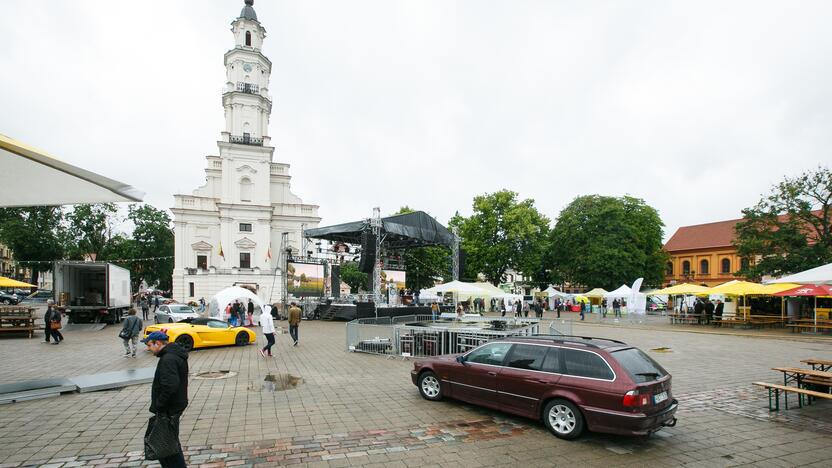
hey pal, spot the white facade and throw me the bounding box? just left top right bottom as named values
left=172, top=1, right=320, bottom=304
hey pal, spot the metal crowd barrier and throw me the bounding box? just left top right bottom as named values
left=548, top=319, right=574, bottom=336
left=346, top=316, right=540, bottom=358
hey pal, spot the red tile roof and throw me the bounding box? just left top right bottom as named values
left=664, top=218, right=741, bottom=252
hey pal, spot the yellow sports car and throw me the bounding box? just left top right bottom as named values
left=143, top=317, right=256, bottom=351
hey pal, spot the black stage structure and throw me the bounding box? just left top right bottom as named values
left=303, top=210, right=459, bottom=320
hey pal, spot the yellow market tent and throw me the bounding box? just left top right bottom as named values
left=583, top=288, right=608, bottom=298
left=649, top=283, right=709, bottom=296
left=760, top=283, right=801, bottom=295
left=705, top=280, right=769, bottom=296
left=0, top=276, right=36, bottom=288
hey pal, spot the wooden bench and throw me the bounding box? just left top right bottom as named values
left=0, top=307, right=37, bottom=338
left=786, top=323, right=832, bottom=333
left=753, top=382, right=832, bottom=411
left=801, top=358, right=832, bottom=372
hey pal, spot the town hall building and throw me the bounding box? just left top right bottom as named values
left=171, top=0, right=320, bottom=303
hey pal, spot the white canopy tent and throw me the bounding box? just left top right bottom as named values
left=207, top=286, right=267, bottom=321
left=1, top=133, right=144, bottom=207
left=604, top=285, right=633, bottom=298
left=421, top=280, right=491, bottom=300
left=542, top=286, right=570, bottom=298
left=764, top=262, right=832, bottom=285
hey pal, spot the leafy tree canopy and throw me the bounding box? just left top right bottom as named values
left=0, top=207, right=65, bottom=285
left=449, top=190, right=550, bottom=286
left=65, top=203, right=118, bottom=260
left=548, top=195, right=666, bottom=290
left=340, top=261, right=368, bottom=294
left=128, top=204, right=174, bottom=291
left=735, top=166, right=832, bottom=280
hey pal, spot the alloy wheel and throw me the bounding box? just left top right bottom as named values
left=548, top=404, right=577, bottom=435
left=421, top=375, right=440, bottom=398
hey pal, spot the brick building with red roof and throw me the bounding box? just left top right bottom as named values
left=663, top=218, right=749, bottom=287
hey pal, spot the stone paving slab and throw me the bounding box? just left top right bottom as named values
left=0, top=315, right=830, bottom=466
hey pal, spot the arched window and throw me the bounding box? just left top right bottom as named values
left=721, top=258, right=731, bottom=274
left=700, top=259, right=709, bottom=275
left=666, top=262, right=673, bottom=276
left=740, top=257, right=750, bottom=270
left=682, top=261, right=691, bottom=275
left=240, top=177, right=253, bottom=202
left=245, top=31, right=251, bottom=46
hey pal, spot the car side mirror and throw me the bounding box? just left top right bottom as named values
left=456, top=355, right=466, bottom=364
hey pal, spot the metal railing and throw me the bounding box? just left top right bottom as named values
left=229, top=135, right=263, bottom=146
left=346, top=316, right=540, bottom=358
left=548, top=319, right=573, bottom=336
left=236, top=82, right=259, bottom=94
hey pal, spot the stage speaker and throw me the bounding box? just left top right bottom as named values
left=359, top=231, right=376, bottom=273
left=331, top=264, right=341, bottom=298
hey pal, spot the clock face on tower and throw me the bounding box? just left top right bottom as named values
left=243, top=63, right=253, bottom=72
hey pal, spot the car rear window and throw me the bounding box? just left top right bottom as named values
left=506, top=344, right=547, bottom=371
left=611, top=348, right=668, bottom=383
left=171, top=306, right=193, bottom=313
left=562, top=349, right=614, bottom=380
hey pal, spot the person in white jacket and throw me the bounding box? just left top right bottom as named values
left=259, top=305, right=276, bottom=357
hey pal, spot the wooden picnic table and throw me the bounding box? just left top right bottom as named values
left=771, top=367, right=832, bottom=388
left=667, top=313, right=706, bottom=325
left=801, top=359, right=832, bottom=372
left=0, top=306, right=38, bottom=338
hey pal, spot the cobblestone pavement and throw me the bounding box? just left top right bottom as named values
left=0, top=310, right=830, bottom=467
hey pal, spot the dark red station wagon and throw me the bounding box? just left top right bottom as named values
left=411, top=335, right=678, bottom=439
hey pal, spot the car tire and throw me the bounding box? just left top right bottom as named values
left=235, top=331, right=249, bottom=346
left=543, top=399, right=584, bottom=440
left=417, top=371, right=443, bottom=401
left=175, top=334, right=194, bottom=352
left=168, top=318, right=174, bottom=323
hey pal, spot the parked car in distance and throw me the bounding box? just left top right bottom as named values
left=0, top=291, right=20, bottom=305
left=411, top=335, right=677, bottom=440
left=21, top=290, right=53, bottom=304
left=154, top=304, right=199, bottom=324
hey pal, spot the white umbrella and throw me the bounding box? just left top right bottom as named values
left=0, top=133, right=144, bottom=207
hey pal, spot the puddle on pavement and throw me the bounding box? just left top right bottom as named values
left=650, top=347, right=673, bottom=353
left=261, top=373, right=303, bottom=392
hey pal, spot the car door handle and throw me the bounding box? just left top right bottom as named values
left=487, top=371, right=497, bottom=376
left=525, top=378, right=551, bottom=384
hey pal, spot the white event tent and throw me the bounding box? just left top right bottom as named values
left=764, top=262, right=832, bottom=285
left=208, top=286, right=267, bottom=321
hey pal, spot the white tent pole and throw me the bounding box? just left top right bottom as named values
left=814, top=295, right=818, bottom=333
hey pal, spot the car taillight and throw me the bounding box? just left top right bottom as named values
left=623, top=390, right=651, bottom=408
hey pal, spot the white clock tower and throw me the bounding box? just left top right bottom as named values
left=171, top=0, right=321, bottom=304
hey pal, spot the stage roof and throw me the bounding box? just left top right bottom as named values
left=303, top=211, right=455, bottom=250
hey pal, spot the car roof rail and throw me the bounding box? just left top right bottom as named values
left=528, top=334, right=627, bottom=347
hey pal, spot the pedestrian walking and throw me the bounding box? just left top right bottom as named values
left=259, top=306, right=276, bottom=357
left=140, top=296, right=150, bottom=321
left=142, top=331, right=188, bottom=468
left=153, top=294, right=161, bottom=312
left=120, top=308, right=144, bottom=357
left=579, top=300, right=586, bottom=321
left=225, top=303, right=235, bottom=326
left=43, top=300, right=64, bottom=344
left=613, top=298, right=621, bottom=319
left=601, top=298, right=608, bottom=318
left=247, top=299, right=254, bottom=327
left=500, top=299, right=506, bottom=317
left=288, top=301, right=301, bottom=346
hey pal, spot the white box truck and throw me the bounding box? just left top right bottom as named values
left=53, top=261, right=132, bottom=324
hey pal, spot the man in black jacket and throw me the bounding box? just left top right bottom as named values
left=705, top=300, right=716, bottom=324
left=143, top=331, right=189, bottom=468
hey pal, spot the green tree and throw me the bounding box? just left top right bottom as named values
left=0, top=207, right=65, bottom=285
left=735, top=166, right=832, bottom=280
left=101, top=234, right=142, bottom=291
left=65, top=203, right=118, bottom=260
left=340, top=261, right=368, bottom=293
left=548, top=195, right=666, bottom=290
left=449, top=190, right=550, bottom=286
left=128, top=204, right=174, bottom=291
left=394, top=206, right=451, bottom=291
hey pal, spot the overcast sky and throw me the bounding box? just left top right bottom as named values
left=2, top=0, right=830, bottom=241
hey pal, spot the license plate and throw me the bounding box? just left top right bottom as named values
left=654, top=391, right=668, bottom=404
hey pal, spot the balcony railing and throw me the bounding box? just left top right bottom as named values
left=229, top=135, right=263, bottom=146
left=236, top=82, right=259, bottom=94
